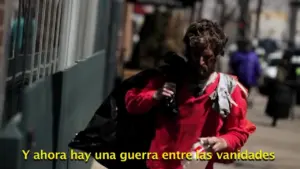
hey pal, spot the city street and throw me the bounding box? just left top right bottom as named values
left=92, top=84, right=300, bottom=169
left=2, top=1, right=299, bottom=169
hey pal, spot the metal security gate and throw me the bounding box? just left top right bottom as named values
left=4, top=0, right=63, bottom=126
left=1, top=1, right=64, bottom=169
left=0, top=0, right=125, bottom=169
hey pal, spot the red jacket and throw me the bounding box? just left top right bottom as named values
left=125, top=73, right=256, bottom=169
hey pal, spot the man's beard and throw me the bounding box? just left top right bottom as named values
left=187, top=63, right=215, bottom=81
left=198, top=66, right=214, bottom=79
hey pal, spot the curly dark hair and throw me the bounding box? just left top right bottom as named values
left=183, top=19, right=228, bottom=57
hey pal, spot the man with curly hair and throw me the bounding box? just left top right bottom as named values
left=124, top=19, right=257, bottom=169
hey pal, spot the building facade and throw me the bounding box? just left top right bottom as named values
left=0, top=1, right=124, bottom=169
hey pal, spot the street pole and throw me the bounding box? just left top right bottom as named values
left=218, top=0, right=226, bottom=29
left=215, top=0, right=225, bottom=72
left=198, top=0, right=204, bottom=19
left=0, top=0, right=13, bottom=129
left=289, top=0, right=299, bottom=47
left=190, top=2, right=197, bottom=23
left=104, top=0, right=124, bottom=97
left=254, top=0, right=263, bottom=38
left=238, top=0, right=250, bottom=38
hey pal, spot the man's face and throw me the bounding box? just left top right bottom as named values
left=189, top=46, right=216, bottom=78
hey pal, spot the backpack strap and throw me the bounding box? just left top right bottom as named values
left=210, top=73, right=245, bottom=118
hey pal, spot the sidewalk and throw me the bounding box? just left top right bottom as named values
left=215, top=91, right=300, bottom=169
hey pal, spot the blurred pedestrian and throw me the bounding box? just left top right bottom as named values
left=265, top=50, right=294, bottom=127
left=229, top=39, right=261, bottom=108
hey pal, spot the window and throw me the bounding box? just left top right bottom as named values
left=6, top=0, right=104, bottom=82
left=3, top=0, right=64, bottom=125
left=3, top=0, right=107, bottom=125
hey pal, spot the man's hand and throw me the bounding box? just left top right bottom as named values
left=200, top=137, right=228, bottom=152
left=153, top=82, right=176, bottom=101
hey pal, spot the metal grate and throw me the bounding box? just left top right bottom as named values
left=2, top=0, right=108, bottom=125
left=3, top=0, right=64, bottom=125
left=7, top=0, right=64, bottom=85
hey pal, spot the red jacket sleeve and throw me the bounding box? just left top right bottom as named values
left=220, top=83, right=256, bottom=150
left=214, top=82, right=256, bottom=163
left=125, top=76, right=165, bottom=114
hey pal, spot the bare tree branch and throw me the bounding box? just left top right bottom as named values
left=220, top=1, right=238, bottom=28
left=224, top=7, right=237, bottom=21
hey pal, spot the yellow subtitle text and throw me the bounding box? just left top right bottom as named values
left=21, top=149, right=275, bottom=162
